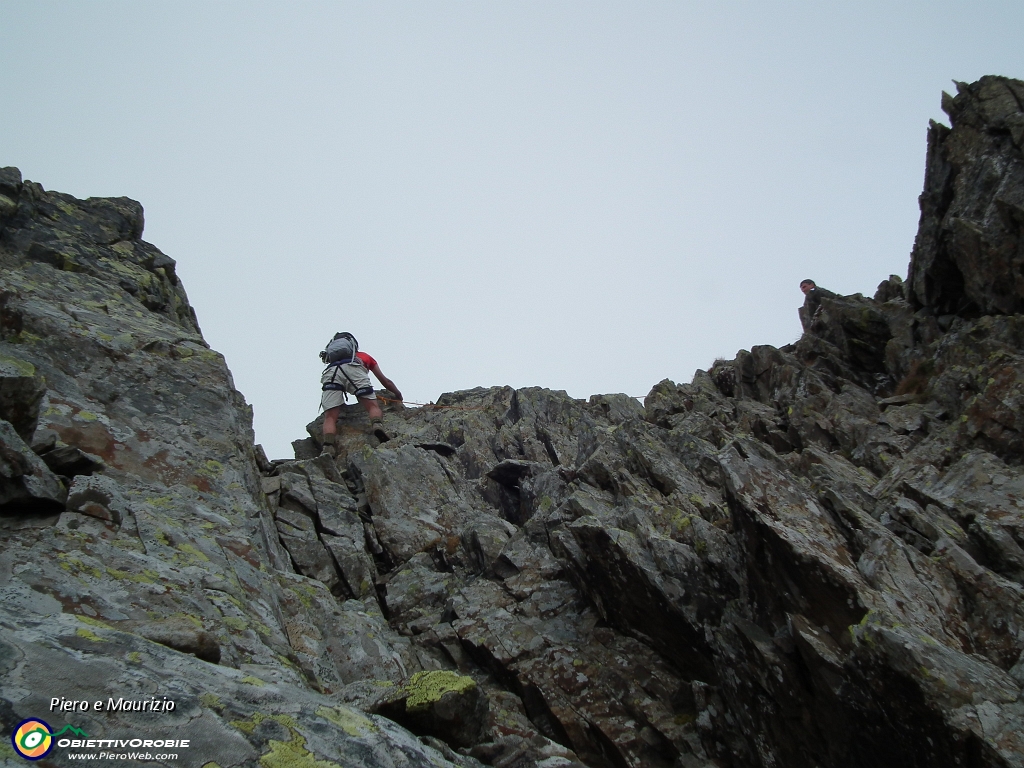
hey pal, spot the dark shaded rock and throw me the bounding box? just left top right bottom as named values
left=0, top=353, right=46, bottom=440
left=486, top=459, right=539, bottom=488
left=797, top=289, right=894, bottom=387
left=376, top=670, right=490, bottom=750
left=908, top=76, right=1024, bottom=317
left=874, top=274, right=906, bottom=303
left=0, top=166, right=22, bottom=199
left=37, top=445, right=105, bottom=478
left=0, top=168, right=21, bottom=230
left=0, top=418, right=66, bottom=514
left=253, top=442, right=274, bottom=471
left=292, top=436, right=319, bottom=459
left=416, top=442, right=458, bottom=457
left=120, top=617, right=222, bottom=664
left=29, top=427, right=58, bottom=454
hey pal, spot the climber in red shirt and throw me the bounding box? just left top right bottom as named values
left=319, top=334, right=402, bottom=454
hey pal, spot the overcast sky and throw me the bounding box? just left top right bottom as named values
left=3, top=2, right=1022, bottom=459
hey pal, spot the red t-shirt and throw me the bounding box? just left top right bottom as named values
left=355, top=351, right=377, bottom=369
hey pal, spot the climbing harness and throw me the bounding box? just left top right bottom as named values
left=321, top=363, right=375, bottom=403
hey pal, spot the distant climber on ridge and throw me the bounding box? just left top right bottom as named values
left=319, top=332, right=402, bottom=455
left=798, top=279, right=836, bottom=331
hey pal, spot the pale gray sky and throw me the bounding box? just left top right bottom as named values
left=3, top=2, right=1022, bottom=458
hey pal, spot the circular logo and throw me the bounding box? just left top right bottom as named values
left=12, top=718, right=54, bottom=761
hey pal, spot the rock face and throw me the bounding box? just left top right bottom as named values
left=3, top=75, right=1024, bottom=768
left=0, top=170, right=476, bottom=768
left=908, top=76, right=1024, bottom=317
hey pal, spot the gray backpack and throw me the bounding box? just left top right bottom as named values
left=320, top=332, right=358, bottom=365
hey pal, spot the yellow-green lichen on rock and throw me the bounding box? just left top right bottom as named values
left=0, top=354, right=36, bottom=376
left=259, top=733, right=342, bottom=768
left=176, top=542, right=211, bottom=563
left=58, top=553, right=104, bottom=580
left=315, top=705, right=377, bottom=737
left=403, top=670, right=477, bottom=713
left=230, top=713, right=340, bottom=768
left=76, top=615, right=113, bottom=630
left=222, top=617, right=250, bottom=632
left=231, top=711, right=296, bottom=734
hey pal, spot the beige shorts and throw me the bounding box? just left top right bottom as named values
left=321, top=363, right=376, bottom=410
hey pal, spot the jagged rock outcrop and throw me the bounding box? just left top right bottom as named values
left=0, top=169, right=479, bottom=767
left=908, top=76, right=1024, bottom=317
left=3, top=75, right=1024, bottom=768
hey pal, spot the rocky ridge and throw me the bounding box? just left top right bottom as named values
left=2, top=75, right=1024, bottom=768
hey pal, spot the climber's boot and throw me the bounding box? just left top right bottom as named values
left=371, top=419, right=390, bottom=443
left=320, top=433, right=337, bottom=457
